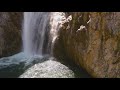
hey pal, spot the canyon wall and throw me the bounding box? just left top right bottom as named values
left=0, top=12, right=22, bottom=58
left=0, top=12, right=120, bottom=78
left=54, top=12, right=120, bottom=78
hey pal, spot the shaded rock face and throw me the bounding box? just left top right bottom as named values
left=0, top=12, right=22, bottom=58
left=54, top=12, right=120, bottom=78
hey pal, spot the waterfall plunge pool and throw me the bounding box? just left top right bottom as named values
left=0, top=12, right=91, bottom=78
left=0, top=52, right=91, bottom=78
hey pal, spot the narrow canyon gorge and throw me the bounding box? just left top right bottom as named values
left=0, top=12, right=119, bottom=78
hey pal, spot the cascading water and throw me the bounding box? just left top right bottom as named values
left=22, top=12, right=66, bottom=57
left=0, top=12, right=67, bottom=69
left=23, top=12, right=50, bottom=56
left=0, top=12, right=91, bottom=78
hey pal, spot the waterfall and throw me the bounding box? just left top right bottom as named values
left=0, top=12, right=91, bottom=78
left=22, top=12, right=66, bottom=56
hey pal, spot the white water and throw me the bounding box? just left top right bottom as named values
left=23, top=12, right=66, bottom=57
left=0, top=12, right=66, bottom=69
left=23, top=12, right=50, bottom=56
left=0, top=12, right=91, bottom=78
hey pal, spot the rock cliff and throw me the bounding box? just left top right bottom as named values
left=54, top=12, right=120, bottom=78
left=0, top=12, right=22, bottom=58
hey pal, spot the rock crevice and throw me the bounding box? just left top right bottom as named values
left=54, top=12, right=120, bottom=78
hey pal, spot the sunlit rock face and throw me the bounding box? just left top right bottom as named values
left=0, top=12, right=22, bottom=58
left=23, top=12, right=66, bottom=57
left=54, top=12, right=120, bottom=78
left=20, top=57, right=75, bottom=78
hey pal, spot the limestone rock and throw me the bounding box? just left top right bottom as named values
left=20, top=58, right=75, bottom=78
left=54, top=12, right=120, bottom=78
